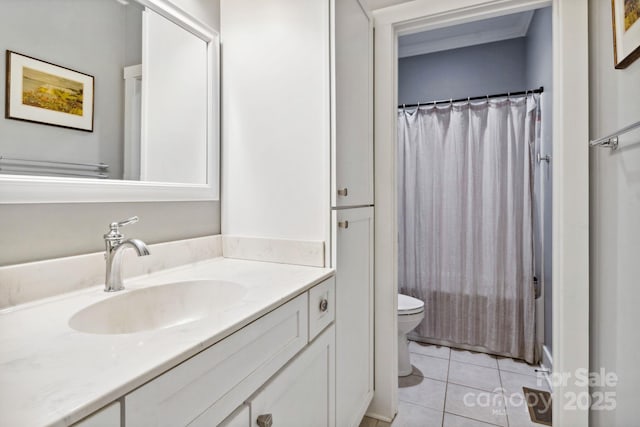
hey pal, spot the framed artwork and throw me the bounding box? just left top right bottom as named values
left=612, top=0, right=640, bottom=69
left=5, top=50, right=94, bottom=131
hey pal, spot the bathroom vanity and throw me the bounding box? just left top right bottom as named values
left=0, top=0, right=376, bottom=424
left=0, top=244, right=335, bottom=426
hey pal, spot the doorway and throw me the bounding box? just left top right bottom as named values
left=369, top=1, right=589, bottom=426
left=397, top=8, right=552, bottom=366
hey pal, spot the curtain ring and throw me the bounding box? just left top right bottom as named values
left=417, top=101, right=420, bottom=108
left=402, top=103, right=406, bottom=110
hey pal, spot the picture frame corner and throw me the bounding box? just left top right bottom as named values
left=611, top=0, right=640, bottom=69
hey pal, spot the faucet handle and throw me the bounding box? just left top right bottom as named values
left=105, top=216, right=139, bottom=241
left=115, top=216, right=139, bottom=228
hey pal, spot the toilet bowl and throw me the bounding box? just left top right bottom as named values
left=398, top=294, right=425, bottom=377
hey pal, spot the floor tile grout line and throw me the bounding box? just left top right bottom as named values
left=497, top=364, right=511, bottom=427
left=498, top=367, right=544, bottom=378
left=441, top=351, right=452, bottom=427
left=449, top=358, right=500, bottom=371
left=411, top=371, right=450, bottom=383
left=446, top=380, right=506, bottom=395
left=408, top=350, right=450, bottom=361
left=443, top=411, right=505, bottom=427
left=397, top=376, right=448, bottom=413
left=396, top=397, right=446, bottom=413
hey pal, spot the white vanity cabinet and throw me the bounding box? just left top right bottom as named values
left=333, top=0, right=374, bottom=208
left=331, top=2, right=375, bottom=424
left=248, top=325, right=335, bottom=427
left=216, top=326, right=335, bottom=427
left=219, top=405, right=250, bottom=427
left=124, top=277, right=335, bottom=427
left=335, top=207, right=374, bottom=427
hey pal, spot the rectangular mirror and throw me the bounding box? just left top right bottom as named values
left=0, top=0, right=219, bottom=202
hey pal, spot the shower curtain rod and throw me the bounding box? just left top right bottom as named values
left=398, top=86, right=544, bottom=109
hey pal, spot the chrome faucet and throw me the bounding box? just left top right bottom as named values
left=103, top=216, right=150, bottom=292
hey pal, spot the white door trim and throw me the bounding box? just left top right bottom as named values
left=370, top=1, right=589, bottom=425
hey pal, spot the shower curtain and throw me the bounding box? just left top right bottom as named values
left=398, top=94, right=539, bottom=363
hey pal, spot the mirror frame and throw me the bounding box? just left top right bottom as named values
left=0, top=0, right=219, bottom=203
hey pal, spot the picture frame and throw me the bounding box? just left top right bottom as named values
left=612, top=0, right=640, bottom=69
left=5, top=50, right=94, bottom=131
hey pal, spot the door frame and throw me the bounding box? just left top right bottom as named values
left=369, top=1, right=589, bottom=425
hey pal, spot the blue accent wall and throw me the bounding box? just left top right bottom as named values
left=398, top=37, right=527, bottom=105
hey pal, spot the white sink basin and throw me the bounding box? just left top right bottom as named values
left=69, top=280, right=247, bottom=334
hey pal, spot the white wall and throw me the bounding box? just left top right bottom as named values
left=589, top=0, right=640, bottom=425
left=220, top=0, right=330, bottom=249
left=0, top=0, right=221, bottom=267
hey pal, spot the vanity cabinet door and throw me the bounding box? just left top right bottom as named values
left=125, top=294, right=308, bottom=427
left=248, top=325, right=335, bottom=427
left=333, top=0, right=373, bottom=208
left=218, top=404, right=250, bottom=427
left=335, top=207, right=374, bottom=427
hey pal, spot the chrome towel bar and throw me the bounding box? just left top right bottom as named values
left=0, top=155, right=109, bottom=170
left=590, top=119, right=640, bottom=150
left=0, top=154, right=109, bottom=178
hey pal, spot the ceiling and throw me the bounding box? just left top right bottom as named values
left=398, top=11, right=535, bottom=58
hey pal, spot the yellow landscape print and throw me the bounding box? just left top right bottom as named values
left=22, top=66, right=84, bottom=116
left=625, top=0, right=640, bottom=31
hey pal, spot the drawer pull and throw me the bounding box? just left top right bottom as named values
left=257, top=414, right=273, bottom=427
left=319, top=298, right=329, bottom=312
left=337, top=188, right=348, bottom=197
left=338, top=221, right=349, bottom=229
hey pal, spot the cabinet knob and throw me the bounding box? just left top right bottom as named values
left=319, top=298, right=329, bottom=312
left=257, top=414, right=273, bottom=427
left=337, top=188, right=348, bottom=197
left=338, top=221, right=349, bottom=229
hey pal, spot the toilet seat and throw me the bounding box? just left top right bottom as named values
left=398, top=294, right=424, bottom=315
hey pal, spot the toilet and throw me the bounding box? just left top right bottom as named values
left=398, top=294, right=425, bottom=377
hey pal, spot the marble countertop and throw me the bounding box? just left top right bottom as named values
left=0, top=257, right=334, bottom=427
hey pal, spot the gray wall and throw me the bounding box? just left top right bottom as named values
left=525, top=7, right=553, bottom=355
left=0, top=0, right=142, bottom=180
left=0, top=0, right=221, bottom=266
left=397, top=37, right=527, bottom=105
left=589, top=0, right=640, bottom=425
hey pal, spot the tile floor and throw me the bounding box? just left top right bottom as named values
left=360, top=341, right=551, bottom=427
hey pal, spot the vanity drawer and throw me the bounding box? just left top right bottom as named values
left=125, top=293, right=308, bottom=427
left=308, top=277, right=335, bottom=341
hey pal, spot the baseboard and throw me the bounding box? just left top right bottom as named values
left=541, top=345, right=553, bottom=390
left=351, top=392, right=375, bottom=427
left=363, top=412, right=395, bottom=424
